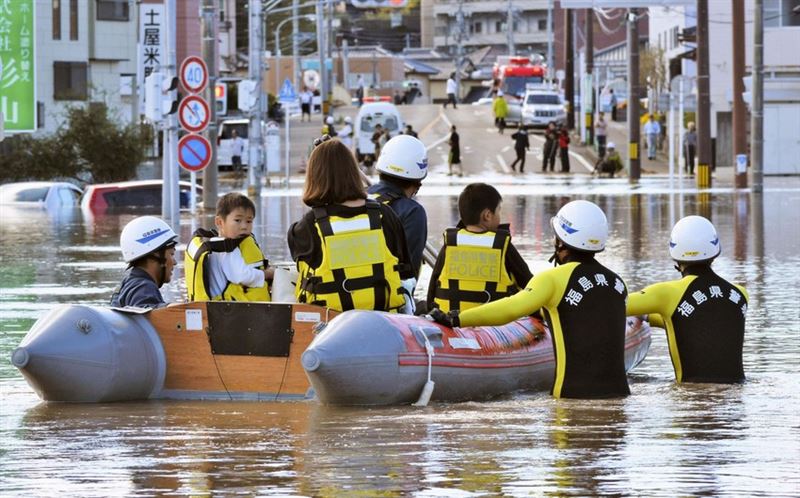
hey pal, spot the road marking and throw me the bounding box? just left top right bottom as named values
left=496, top=154, right=512, bottom=173
left=426, top=134, right=450, bottom=151
left=527, top=133, right=594, bottom=172
left=501, top=145, right=511, bottom=153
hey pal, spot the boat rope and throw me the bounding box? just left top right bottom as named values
left=412, top=332, right=436, bottom=407
left=210, top=353, right=233, bottom=401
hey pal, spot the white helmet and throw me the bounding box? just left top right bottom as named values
left=551, top=200, right=608, bottom=252
left=326, top=116, right=334, bottom=125
left=669, top=215, right=721, bottom=262
left=344, top=116, right=352, bottom=124
left=375, top=135, right=428, bottom=181
left=120, top=216, right=178, bottom=263
left=497, top=90, right=504, bottom=97
left=607, top=141, right=616, bottom=149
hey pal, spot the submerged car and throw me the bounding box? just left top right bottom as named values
left=81, top=179, right=203, bottom=213
left=0, top=181, right=83, bottom=209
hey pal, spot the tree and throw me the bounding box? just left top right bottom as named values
left=639, top=46, right=668, bottom=110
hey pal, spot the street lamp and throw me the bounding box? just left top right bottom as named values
left=275, top=14, right=315, bottom=95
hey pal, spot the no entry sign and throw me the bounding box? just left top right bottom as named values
left=180, top=56, right=208, bottom=94
left=178, top=95, right=210, bottom=133
left=178, top=134, right=212, bottom=172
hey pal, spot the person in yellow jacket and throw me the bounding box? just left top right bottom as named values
left=185, top=192, right=273, bottom=302
left=431, top=200, right=630, bottom=399
left=493, top=90, right=509, bottom=134
left=627, top=216, right=747, bottom=384
left=288, top=137, right=415, bottom=312
left=428, top=183, right=532, bottom=312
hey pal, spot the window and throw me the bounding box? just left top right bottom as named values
left=496, top=21, right=503, bottom=33
left=53, top=62, right=88, bottom=100
left=470, top=21, right=482, bottom=34
left=538, top=19, right=548, bottom=31
left=96, top=0, right=130, bottom=21
left=526, top=94, right=561, bottom=105
left=14, top=187, right=50, bottom=202
left=52, top=0, right=61, bottom=40
left=765, top=0, right=800, bottom=27
left=70, top=0, right=78, bottom=40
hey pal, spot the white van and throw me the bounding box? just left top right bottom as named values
left=354, top=101, right=404, bottom=166
left=217, top=119, right=250, bottom=168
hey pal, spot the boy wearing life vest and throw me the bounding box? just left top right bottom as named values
left=427, top=183, right=532, bottom=312
left=431, top=200, right=631, bottom=399
left=185, top=193, right=273, bottom=302
left=627, top=216, right=747, bottom=384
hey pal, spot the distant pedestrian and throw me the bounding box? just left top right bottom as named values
left=371, top=124, right=385, bottom=163
left=312, top=89, right=322, bottom=114
left=444, top=72, right=458, bottom=109
left=300, top=87, right=312, bottom=122
left=595, top=113, right=608, bottom=159
left=542, top=121, right=558, bottom=172
left=404, top=124, right=418, bottom=138
left=394, top=90, right=403, bottom=105
left=231, top=130, right=245, bottom=176
left=509, top=126, right=529, bottom=173
left=609, top=89, right=618, bottom=121
left=594, top=142, right=623, bottom=178
left=448, top=125, right=462, bottom=176
left=658, top=111, right=667, bottom=151
left=558, top=126, right=571, bottom=173
left=684, top=121, right=697, bottom=176
left=644, top=114, right=661, bottom=160
left=339, top=116, right=353, bottom=149
left=356, top=75, right=366, bottom=107
left=493, top=91, right=508, bottom=135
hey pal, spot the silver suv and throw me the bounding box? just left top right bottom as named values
left=520, top=90, right=566, bottom=129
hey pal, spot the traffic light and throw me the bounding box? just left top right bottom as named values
left=144, top=72, right=179, bottom=123
left=237, top=79, right=257, bottom=112
left=215, top=83, right=227, bottom=116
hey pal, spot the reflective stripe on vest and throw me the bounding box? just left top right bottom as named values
left=295, top=201, right=405, bottom=312
left=434, top=228, right=516, bottom=312
left=185, top=232, right=270, bottom=302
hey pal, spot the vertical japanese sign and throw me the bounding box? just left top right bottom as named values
left=0, top=0, right=36, bottom=133
left=139, top=3, right=164, bottom=79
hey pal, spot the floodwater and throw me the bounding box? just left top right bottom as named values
left=1, top=177, right=799, bottom=497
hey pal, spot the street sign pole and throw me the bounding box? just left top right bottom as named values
left=278, top=78, right=298, bottom=189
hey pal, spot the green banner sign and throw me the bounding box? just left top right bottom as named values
left=1, top=0, right=36, bottom=133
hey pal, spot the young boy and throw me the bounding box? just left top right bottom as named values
left=185, top=193, right=273, bottom=301
left=427, top=183, right=532, bottom=312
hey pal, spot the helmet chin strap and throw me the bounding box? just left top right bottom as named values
left=549, top=240, right=566, bottom=267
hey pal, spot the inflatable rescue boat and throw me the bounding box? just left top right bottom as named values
left=302, top=311, right=651, bottom=405
left=12, top=302, right=650, bottom=404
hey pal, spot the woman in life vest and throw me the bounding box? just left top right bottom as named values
left=288, top=136, right=414, bottom=312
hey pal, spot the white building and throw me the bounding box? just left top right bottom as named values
left=649, top=1, right=800, bottom=173
left=34, top=0, right=138, bottom=134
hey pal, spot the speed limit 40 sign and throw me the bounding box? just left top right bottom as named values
left=180, top=56, right=208, bottom=94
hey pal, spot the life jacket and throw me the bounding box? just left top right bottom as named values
left=295, top=201, right=405, bottom=312
left=433, top=228, right=517, bottom=312
left=369, top=190, right=401, bottom=206
left=185, top=228, right=270, bottom=302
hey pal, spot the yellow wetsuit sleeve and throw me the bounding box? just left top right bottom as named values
left=627, top=281, right=675, bottom=326
left=736, top=284, right=749, bottom=302
left=459, top=269, right=557, bottom=327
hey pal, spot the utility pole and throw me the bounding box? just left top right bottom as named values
left=248, top=0, right=263, bottom=197
left=627, top=8, right=641, bottom=183
left=732, top=0, right=747, bottom=188
left=585, top=8, right=594, bottom=145
left=163, top=0, right=179, bottom=228
left=564, top=8, right=574, bottom=130
left=201, top=0, right=218, bottom=209
left=546, top=0, right=553, bottom=76
left=327, top=0, right=335, bottom=100
left=454, top=0, right=465, bottom=100
left=292, top=0, right=300, bottom=92
left=506, top=0, right=515, bottom=56
left=751, top=0, right=764, bottom=192
left=315, top=0, right=327, bottom=116
left=696, top=0, right=712, bottom=188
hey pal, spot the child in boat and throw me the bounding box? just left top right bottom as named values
left=185, top=193, right=273, bottom=301
left=427, top=183, right=532, bottom=312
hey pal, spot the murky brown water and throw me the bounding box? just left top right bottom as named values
left=2, top=179, right=799, bottom=496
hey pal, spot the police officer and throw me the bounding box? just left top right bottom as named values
left=431, top=200, right=631, bottom=399
left=111, top=216, right=178, bottom=308
left=368, top=135, right=429, bottom=279
left=627, top=216, right=747, bottom=383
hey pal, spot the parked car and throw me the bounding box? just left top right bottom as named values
left=521, top=89, right=567, bottom=129
left=217, top=119, right=249, bottom=169
left=81, top=180, right=202, bottom=213
left=0, top=181, right=82, bottom=209
left=354, top=101, right=404, bottom=166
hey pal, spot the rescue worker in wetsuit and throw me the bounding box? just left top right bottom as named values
left=288, top=137, right=415, bottom=312
left=430, top=200, right=631, bottom=399
left=627, top=215, right=747, bottom=383
left=185, top=193, right=272, bottom=302
left=111, top=216, right=178, bottom=308
left=428, top=183, right=532, bottom=312
left=367, top=134, right=429, bottom=279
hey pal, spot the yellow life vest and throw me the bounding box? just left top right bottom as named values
left=433, top=228, right=517, bottom=312
left=295, top=201, right=405, bottom=312
left=185, top=229, right=271, bottom=302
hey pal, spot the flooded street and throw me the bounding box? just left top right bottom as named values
left=1, top=178, right=799, bottom=496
